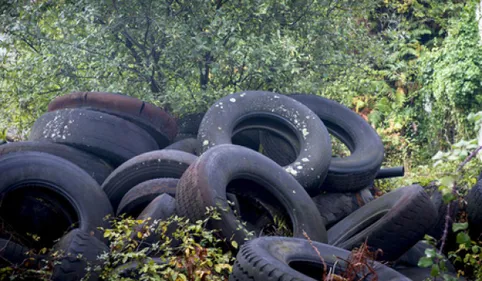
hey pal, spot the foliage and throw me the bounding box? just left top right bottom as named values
left=1, top=207, right=234, bottom=281
left=0, top=0, right=377, bottom=136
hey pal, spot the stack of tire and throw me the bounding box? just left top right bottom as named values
left=0, top=91, right=462, bottom=280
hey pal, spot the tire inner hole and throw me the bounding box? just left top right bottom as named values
left=0, top=186, right=78, bottom=249
left=226, top=179, right=294, bottom=237
left=232, top=115, right=301, bottom=166
left=289, top=260, right=354, bottom=280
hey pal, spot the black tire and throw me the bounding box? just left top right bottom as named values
left=28, top=108, right=159, bottom=166
left=394, top=240, right=456, bottom=273
left=113, top=258, right=165, bottom=278
left=176, top=144, right=327, bottom=247
left=117, top=178, right=178, bottom=217
left=197, top=91, right=332, bottom=195
left=327, top=185, right=437, bottom=261
left=312, top=188, right=374, bottom=229
left=232, top=129, right=261, bottom=152
left=165, top=138, right=199, bottom=155
left=0, top=152, right=113, bottom=241
left=262, top=93, right=384, bottom=193
left=467, top=179, right=482, bottom=239
left=102, top=149, right=197, bottom=211
left=134, top=194, right=178, bottom=249
left=0, top=141, right=113, bottom=185
left=51, top=228, right=108, bottom=281
left=48, top=91, right=178, bottom=147
left=0, top=239, right=30, bottom=266
left=428, top=189, right=458, bottom=240
left=230, top=236, right=410, bottom=281
left=394, top=265, right=465, bottom=281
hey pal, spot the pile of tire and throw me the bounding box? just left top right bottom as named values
left=0, top=91, right=462, bottom=280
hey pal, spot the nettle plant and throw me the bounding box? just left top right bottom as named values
left=418, top=111, right=482, bottom=280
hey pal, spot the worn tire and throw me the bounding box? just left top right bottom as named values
left=394, top=240, right=456, bottom=273
left=133, top=194, right=178, bottom=249
left=165, top=138, right=199, bottom=155
left=176, top=144, right=327, bottom=247
left=262, top=93, right=384, bottom=192
left=328, top=185, right=437, bottom=261
left=197, top=91, right=332, bottom=195
left=51, top=229, right=108, bottom=281
left=48, top=91, right=177, bottom=146
left=28, top=108, right=158, bottom=166
left=229, top=236, right=410, bottom=281
left=102, top=149, right=197, bottom=211
left=0, top=141, right=113, bottom=185
left=467, top=179, right=482, bottom=239
left=394, top=265, right=465, bottom=281
left=428, top=189, right=459, bottom=240
left=0, top=152, right=113, bottom=241
left=312, top=188, right=374, bottom=229
left=117, top=178, right=178, bottom=217
left=0, top=239, right=31, bottom=266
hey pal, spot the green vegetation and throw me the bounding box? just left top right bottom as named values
left=2, top=0, right=482, bottom=280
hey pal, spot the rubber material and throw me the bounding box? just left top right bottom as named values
left=328, top=185, right=437, bottom=261
left=51, top=228, right=108, bottom=281
left=48, top=91, right=177, bottom=146
left=165, top=138, right=199, bottom=155
left=102, top=149, right=197, bottom=211
left=229, top=236, right=410, bottom=281
left=467, top=179, right=482, bottom=239
left=176, top=144, right=327, bottom=248
left=312, top=188, right=374, bottom=229
left=28, top=108, right=158, bottom=166
left=0, top=152, right=113, bottom=240
left=197, top=91, right=332, bottom=195
left=0, top=141, right=113, bottom=185
left=261, top=93, right=384, bottom=193
left=117, top=178, right=178, bottom=217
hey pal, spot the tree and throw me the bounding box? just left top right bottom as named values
left=0, top=0, right=378, bottom=134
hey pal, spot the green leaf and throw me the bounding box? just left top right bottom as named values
left=430, top=264, right=440, bottom=277
left=456, top=232, right=471, bottom=246
left=231, top=240, right=238, bottom=249
left=452, top=222, right=468, bottom=232
left=439, top=176, right=455, bottom=187
left=425, top=248, right=437, bottom=258
left=418, top=256, right=433, bottom=268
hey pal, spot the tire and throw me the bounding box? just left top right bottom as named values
left=394, top=241, right=456, bottom=273
left=232, top=129, right=261, bottom=152
left=229, top=236, right=410, bottom=281
left=165, top=138, right=199, bottom=155
left=394, top=265, right=465, bottom=281
left=467, top=179, right=482, bottom=239
left=0, top=239, right=30, bottom=266
left=134, top=193, right=178, bottom=249
left=51, top=228, right=108, bottom=281
left=428, top=189, right=458, bottom=240
left=197, top=91, right=332, bottom=195
left=312, top=187, right=374, bottom=229
left=176, top=144, right=327, bottom=247
left=48, top=91, right=177, bottom=147
left=328, top=185, right=437, bottom=261
left=113, top=258, right=165, bottom=278
left=0, top=152, right=113, bottom=241
left=0, top=141, right=113, bottom=185
left=102, top=149, right=197, bottom=211
left=117, top=178, right=178, bottom=217
left=262, top=93, right=384, bottom=193
left=28, top=108, right=159, bottom=167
